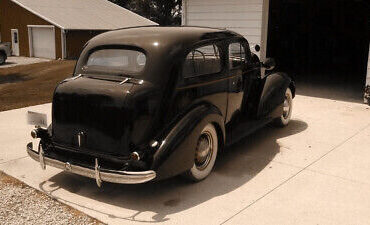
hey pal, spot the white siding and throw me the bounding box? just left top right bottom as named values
left=183, top=0, right=265, bottom=51
left=365, top=46, right=370, bottom=104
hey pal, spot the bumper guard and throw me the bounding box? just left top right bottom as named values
left=27, top=143, right=156, bottom=186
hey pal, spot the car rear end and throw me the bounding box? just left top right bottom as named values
left=26, top=45, right=163, bottom=187
left=0, top=42, right=11, bottom=64
left=1, top=42, right=11, bottom=56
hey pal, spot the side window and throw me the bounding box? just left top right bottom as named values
left=182, top=44, right=221, bottom=78
left=229, top=42, right=246, bottom=69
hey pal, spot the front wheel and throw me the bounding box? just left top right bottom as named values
left=184, top=123, right=218, bottom=182
left=274, top=88, right=293, bottom=127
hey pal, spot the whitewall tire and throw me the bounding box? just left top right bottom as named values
left=185, top=123, right=218, bottom=182
left=274, top=88, right=293, bottom=127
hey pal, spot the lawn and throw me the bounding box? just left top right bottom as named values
left=0, top=60, right=75, bottom=111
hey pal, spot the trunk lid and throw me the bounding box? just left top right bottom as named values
left=52, top=76, right=134, bottom=157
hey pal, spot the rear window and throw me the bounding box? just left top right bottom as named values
left=182, top=44, right=221, bottom=78
left=84, top=49, right=146, bottom=74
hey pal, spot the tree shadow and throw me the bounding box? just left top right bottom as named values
left=39, top=120, right=308, bottom=223
left=0, top=73, right=30, bottom=84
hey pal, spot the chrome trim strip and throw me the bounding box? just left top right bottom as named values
left=72, top=74, right=82, bottom=80
left=119, top=78, right=129, bottom=85
left=119, top=78, right=144, bottom=85
left=27, top=143, right=156, bottom=185
left=135, top=79, right=144, bottom=85
left=39, top=143, right=46, bottom=170
left=60, top=74, right=82, bottom=84
left=94, top=158, right=102, bottom=187
left=77, top=131, right=84, bottom=148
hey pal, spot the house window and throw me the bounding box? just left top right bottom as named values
left=14, top=32, right=18, bottom=43
left=183, top=44, right=221, bottom=78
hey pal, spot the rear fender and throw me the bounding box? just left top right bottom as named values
left=151, top=104, right=225, bottom=180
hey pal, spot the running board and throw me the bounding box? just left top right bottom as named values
left=226, top=117, right=273, bottom=146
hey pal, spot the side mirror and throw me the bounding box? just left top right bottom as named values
left=250, top=44, right=260, bottom=53
left=254, top=44, right=261, bottom=52
left=262, top=58, right=276, bottom=70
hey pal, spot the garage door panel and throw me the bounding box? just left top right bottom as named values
left=30, top=27, right=56, bottom=59
left=187, top=12, right=263, bottom=21
left=367, top=46, right=370, bottom=86
left=184, top=0, right=264, bottom=57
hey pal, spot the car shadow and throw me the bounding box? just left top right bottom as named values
left=39, top=120, right=308, bottom=223
left=0, top=73, right=29, bottom=84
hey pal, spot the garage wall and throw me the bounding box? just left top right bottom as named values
left=65, top=30, right=106, bottom=59
left=367, top=46, right=370, bottom=86
left=182, top=0, right=265, bottom=51
left=0, top=0, right=62, bottom=58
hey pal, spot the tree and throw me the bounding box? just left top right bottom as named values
left=109, top=0, right=182, bottom=25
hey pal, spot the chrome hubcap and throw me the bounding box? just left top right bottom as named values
left=283, top=95, right=290, bottom=119
left=195, top=131, right=213, bottom=170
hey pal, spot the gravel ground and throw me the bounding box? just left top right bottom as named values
left=0, top=171, right=104, bottom=225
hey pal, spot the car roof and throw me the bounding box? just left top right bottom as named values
left=86, top=26, right=243, bottom=53
left=76, top=26, right=246, bottom=84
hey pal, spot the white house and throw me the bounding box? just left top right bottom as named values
left=182, top=0, right=370, bottom=103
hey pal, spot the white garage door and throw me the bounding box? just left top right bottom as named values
left=182, top=0, right=269, bottom=58
left=367, top=45, right=370, bottom=86
left=183, top=0, right=264, bottom=46
left=30, top=26, right=56, bottom=59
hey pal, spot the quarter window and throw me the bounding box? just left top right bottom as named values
left=229, top=42, right=246, bottom=69
left=182, top=44, right=221, bottom=78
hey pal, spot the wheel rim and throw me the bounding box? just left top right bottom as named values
left=283, top=93, right=291, bottom=119
left=195, top=131, right=213, bottom=171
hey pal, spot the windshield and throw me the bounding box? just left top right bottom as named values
left=83, top=49, right=146, bottom=75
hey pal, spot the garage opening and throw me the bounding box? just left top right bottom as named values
left=28, top=26, right=56, bottom=59
left=267, top=0, right=369, bottom=101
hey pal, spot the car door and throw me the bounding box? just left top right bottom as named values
left=225, top=41, right=247, bottom=123
left=169, top=42, right=229, bottom=124
left=226, top=40, right=268, bottom=144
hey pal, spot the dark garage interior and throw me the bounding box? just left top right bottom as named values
left=267, top=0, right=369, bottom=102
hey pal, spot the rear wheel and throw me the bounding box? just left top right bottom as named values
left=0, top=52, right=6, bottom=65
left=274, top=88, right=293, bottom=127
left=184, top=123, right=218, bottom=182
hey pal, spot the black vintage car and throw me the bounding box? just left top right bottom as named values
left=27, top=26, right=295, bottom=186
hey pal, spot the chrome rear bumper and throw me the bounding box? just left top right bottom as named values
left=27, top=143, right=156, bottom=186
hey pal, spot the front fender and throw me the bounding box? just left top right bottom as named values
left=151, top=104, right=225, bottom=180
left=257, top=72, right=292, bottom=118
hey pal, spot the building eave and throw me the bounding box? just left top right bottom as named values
left=11, top=0, right=65, bottom=29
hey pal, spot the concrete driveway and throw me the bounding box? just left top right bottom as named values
left=0, top=95, right=369, bottom=225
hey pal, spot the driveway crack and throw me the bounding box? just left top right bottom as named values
left=0, top=156, right=29, bottom=165
left=220, top=122, right=370, bottom=225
